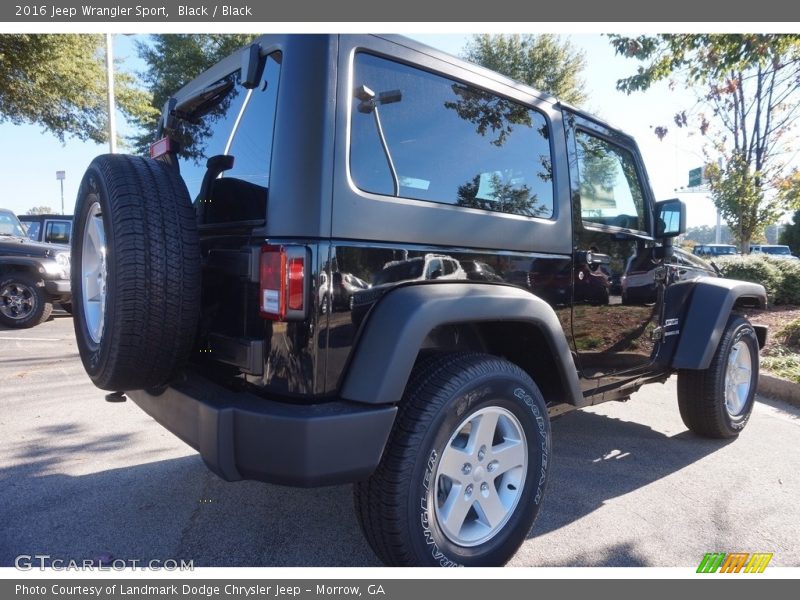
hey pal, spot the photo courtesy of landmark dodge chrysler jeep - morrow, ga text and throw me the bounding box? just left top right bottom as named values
left=70, top=35, right=768, bottom=567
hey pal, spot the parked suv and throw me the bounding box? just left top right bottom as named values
left=692, top=243, right=738, bottom=257
left=0, top=208, right=71, bottom=327
left=19, top=214, right=73, bottom=245
left=71, top=35, right=767, bottom=567
left=749, top=244, right=798, bottom=260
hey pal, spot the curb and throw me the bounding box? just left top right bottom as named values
left=758, top=373, right=800, bottom=408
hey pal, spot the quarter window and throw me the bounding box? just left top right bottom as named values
left=350, top=53, right=555, bottom=219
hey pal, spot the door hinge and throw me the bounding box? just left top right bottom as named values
left=650, top=326, right=664, bottom=341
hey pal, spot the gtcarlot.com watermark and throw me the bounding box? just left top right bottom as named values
left=15, top=554, right=194, bottom=571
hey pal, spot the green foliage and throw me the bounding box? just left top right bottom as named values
left=0, top=34, right=152, bottom=144
left=778, top=318, right=800, bottom=350
left=462, top=34, right=587, bottom=105
left=772, top=259, right=800, bottom=306
left=717, top=254, right=800, bottom=304
left=704, top=156, right=798, bottom=251
left=25, top=206, right=55, bottom=215
left=609, top=34, right=800, bottom=250
left=779, top=210, right=800, bottom=255
left=608, top=34, right=800, bottom=93
left=761, top=350, right=800, bottom=383
left=684, top=224, right=734, bottom=244
left=129, top=34, right=255, bottom=156
left=716, top=255, right=782, bottom=302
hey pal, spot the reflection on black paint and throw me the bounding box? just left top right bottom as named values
left=319, top=244, right=573, bottom=396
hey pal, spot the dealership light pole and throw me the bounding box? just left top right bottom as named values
left=105, top=33, right=117, bottom=154
left=56, top=170, right=65, bottom=214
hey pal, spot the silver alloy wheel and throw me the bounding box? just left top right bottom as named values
left=0, top=281, right=36, bottom=320
left=81, top=202, right=107, bottom=344
left=434, top=406, right=527, bottom=547
left=725, top=340, right=752, bottom=416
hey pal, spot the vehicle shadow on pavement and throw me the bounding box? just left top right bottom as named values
left=0, top=425, right=379, bottom=567
left=1, top=411, right=732, bottom=568
left=530, top=409, right=735, bottom=543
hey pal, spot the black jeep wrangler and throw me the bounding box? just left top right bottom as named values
left=71, top=35, right=767, bottom=567
left=1, top=208, right=71, bottom=328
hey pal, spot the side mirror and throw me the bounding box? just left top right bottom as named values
left=430, top=269, right=443, bottom=280
left=655, top=198, right=686, bottom=238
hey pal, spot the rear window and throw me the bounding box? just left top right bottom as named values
left=170, top=53, right=282, bottom=204
left=350, top=53, right=555, bottom=219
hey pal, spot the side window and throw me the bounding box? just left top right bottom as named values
left=172, top=53, right=281, bottom=202
left=44, top=221, right=71, bottom=244
left=23, top=221, right=40, bottom=240
left=350, top=53, right=555, bottom=219
left=426, top=259, right=442, bottom=279
left=575, top=130, right=646, bottom=232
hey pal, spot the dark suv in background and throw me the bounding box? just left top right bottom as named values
left=70, top=35, right=767, bottom=567
left=19, top=214, right=73, bottom=246
left=0, top=208, right=71, bottom=327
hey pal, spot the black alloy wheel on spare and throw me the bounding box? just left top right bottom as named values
left=71, top=154, right=201, bottom=391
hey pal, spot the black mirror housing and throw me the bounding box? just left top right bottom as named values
left=655, top=198, right=686, bottom=238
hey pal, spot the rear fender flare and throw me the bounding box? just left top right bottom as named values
left=340, top=283, right=584, bottom=407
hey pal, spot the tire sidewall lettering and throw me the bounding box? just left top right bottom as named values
left=416, top=377, right=550, bottom=567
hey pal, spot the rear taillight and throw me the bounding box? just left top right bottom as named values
left=150, top=137, right=174, bottom=159
left=260, top=245, right=308, bottom=320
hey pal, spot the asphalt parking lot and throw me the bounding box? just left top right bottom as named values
left=1, top=315, right=799, bottom=568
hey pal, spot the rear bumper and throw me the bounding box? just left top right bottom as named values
left=128, top=372, right=397, bottom=487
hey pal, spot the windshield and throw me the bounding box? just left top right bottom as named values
left=0, top=211, right=26, bottom=237
left=372, top=259, right=425, bottom=286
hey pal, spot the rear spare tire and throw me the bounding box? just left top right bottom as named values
left=71, top=154, right=200, bottom=391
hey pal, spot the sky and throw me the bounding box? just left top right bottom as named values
left=0, top=33, right=764, bottom=228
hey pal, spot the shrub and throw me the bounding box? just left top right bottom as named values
left=769, top=258, right=800, bottom=305
left=715, top=255, right=782, bottom=302
left=778, top=318, right=800, bottom=350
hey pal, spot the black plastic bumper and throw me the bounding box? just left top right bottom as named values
left=128, top=372, right=397, bottom=487
left=44, top=279, right=70, bottom=295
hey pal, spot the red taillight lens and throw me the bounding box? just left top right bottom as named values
left=260, top=247, right=285, bottom=319
left=150, top=137, right=174, bottom=159
left=287, top=257, right=304, bottom=311
left=260, top=245, right=306, bottom=320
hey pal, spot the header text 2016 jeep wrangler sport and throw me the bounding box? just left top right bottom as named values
left=71, top=35, right=767, bottom=567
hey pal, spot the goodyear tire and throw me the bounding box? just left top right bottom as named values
left=354, top=353, right=551, bottom=566
left=71, top=154, right=200, bottom=391
left=677, top=315, right=760, bottom=438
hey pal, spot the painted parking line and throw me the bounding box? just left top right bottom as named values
left=0, top=337, right=62, bottom=342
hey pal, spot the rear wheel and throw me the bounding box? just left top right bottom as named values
left=354, top=353, right=551, bottom=566
left=677, top=315, right=759, bottom=438
left=72, top=154, right=200, bottom=391
left=0, top=273, right=52, bottom=328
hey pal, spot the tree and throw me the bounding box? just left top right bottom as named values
left=609, top=34, right=800, bottom=251
left=0, top=35, right=151, bottom=144
left=129, top=34, right=255, bottom=156
left=462, top=34, right=587, bottom=105
left=26, top=206, right=55, bottom=215
left=780, top=209, right=800, bottom=254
